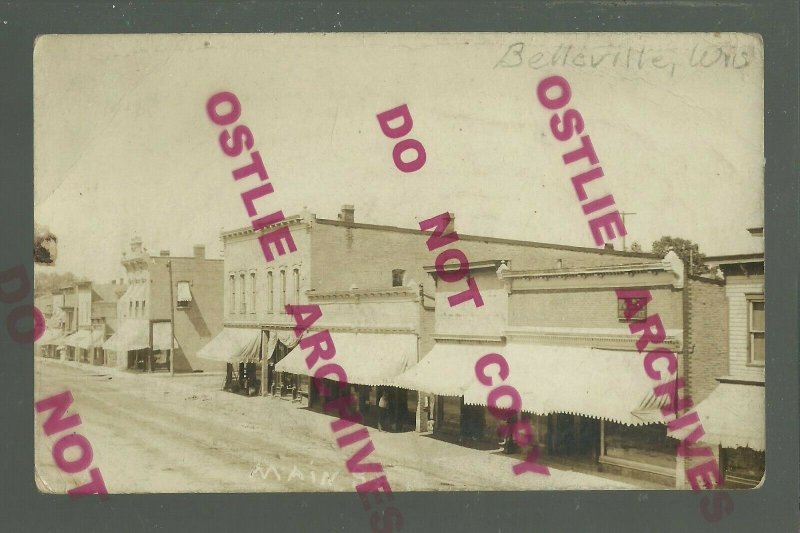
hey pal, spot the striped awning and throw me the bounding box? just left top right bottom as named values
left=694, top=382, right=765, bottom=452
left=275, top=332, right=418, bottom=386
left=462, top=343, right=671, bottom=426
left=393, top=342, right=486, bottom=396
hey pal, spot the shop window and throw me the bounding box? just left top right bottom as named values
left=723, top=447, right=765, bottom=488
left=617, top=297, right=647, bottom=322
left=602, top=421, right=677, bottom=472
left=748, top=297, right=765, bottom=365
left=392, top=269, right=405, bottom=287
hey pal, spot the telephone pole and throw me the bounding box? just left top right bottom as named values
left=620, top=212, right=637, bottom=251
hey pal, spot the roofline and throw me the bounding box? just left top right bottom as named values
left=687, top=274, right=725, bottom=286
left=222, top=215, right=661, bottom=258
left=423, top=259, right=508, bottom=274
left=500, top=261, right=673, bottom=279
left=705, top=253, right=764, bottom=264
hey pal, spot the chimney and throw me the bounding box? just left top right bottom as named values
left=160, top=250, right=170, bottom=257
left=446, top=212, right=456, bottom=233
left=193, top=244, right=206, bottom=259
left=338, top=205, right=355, bottom=223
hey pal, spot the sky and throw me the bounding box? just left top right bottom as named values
left=33, top=33, right=764, bottom=282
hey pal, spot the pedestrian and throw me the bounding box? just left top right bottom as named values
left=378, top=392, right=388, bottom=432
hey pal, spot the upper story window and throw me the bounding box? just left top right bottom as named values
left=293, top=268, right=300, bottom=304
left=617, top=297, right=647, bottom=322
left=250, top=272, right=257, bottom=313
left=239, top=273, right=246, bottom=314
left=129, top=301, right=133, bottom=317
left=229, top=274, right=236, bottom=314
left=280, top=270, right=287, bottom=310
left=392, top=269, right=405, bottom=287
left=267, top=271, right=274, bottom=313
left=748, top=296, right=765, bottom=366
left=135, top=301, right=140, bottom=317
left=176, top=281, right=192, bottom=309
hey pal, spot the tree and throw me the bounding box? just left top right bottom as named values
left=34, top=271, right=86, bottom=296
left=651, top=236, right=709, bottom=276
left=629, top=241, right=643, bottom=253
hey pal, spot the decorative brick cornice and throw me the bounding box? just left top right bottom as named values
left=504, top=326, right=682, bottom=351
left=307, top=286, right=419, bottom=303
left=432, top=334, right=505, bottom=344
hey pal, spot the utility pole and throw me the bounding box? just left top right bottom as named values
left=167, top=260, right=175, bottom=377
left=620, top=212, right=637, bottom=251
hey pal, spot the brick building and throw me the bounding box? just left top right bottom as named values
left=395, top=250, right=729, bottom=487
left=199, top=204, right=656, bottom=404
left=104, top=237, right=225, bottom=373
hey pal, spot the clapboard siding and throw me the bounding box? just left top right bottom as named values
left=726, top=277, right=765, bottom=382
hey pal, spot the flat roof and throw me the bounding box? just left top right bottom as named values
left=222, top=214, right=661, bottom=259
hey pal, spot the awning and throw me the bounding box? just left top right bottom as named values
left=462, top=343, right=671, bottom=426
left=197, top=327, right=262, bottom=363
left=176, top=281, right=192, bottom=304
left=694, top=382, right=765, bottom=452
left=265, top=331, right=279, bottom=363
left=61, top=331, right=86, bottom=348
left=72, top=330, right=105, bottom=350
left=151, top=322, right=179, bottom=351
left=393, top=342, right=487, bottom=396
left=102, top=319, right=150, bottom=352
left=274, top=332, right=418, bottom=386
left=36, top=328, right=65, bottom=346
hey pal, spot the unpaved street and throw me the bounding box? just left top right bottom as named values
left=34, top=359, right=634, bottom=495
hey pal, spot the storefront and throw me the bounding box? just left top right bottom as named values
left=35, top=328, right=66, bottom=359
left=197, top=326, right=264, bottom=395
left=394, top=341, right=490, bottom=439
left=695, top=381, right=765, bottom=488
left=275, top=331, right=419, bottom=431
left=462, top=342, right=675, bottom=478
left=103, top=319, right=177, bottom=372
